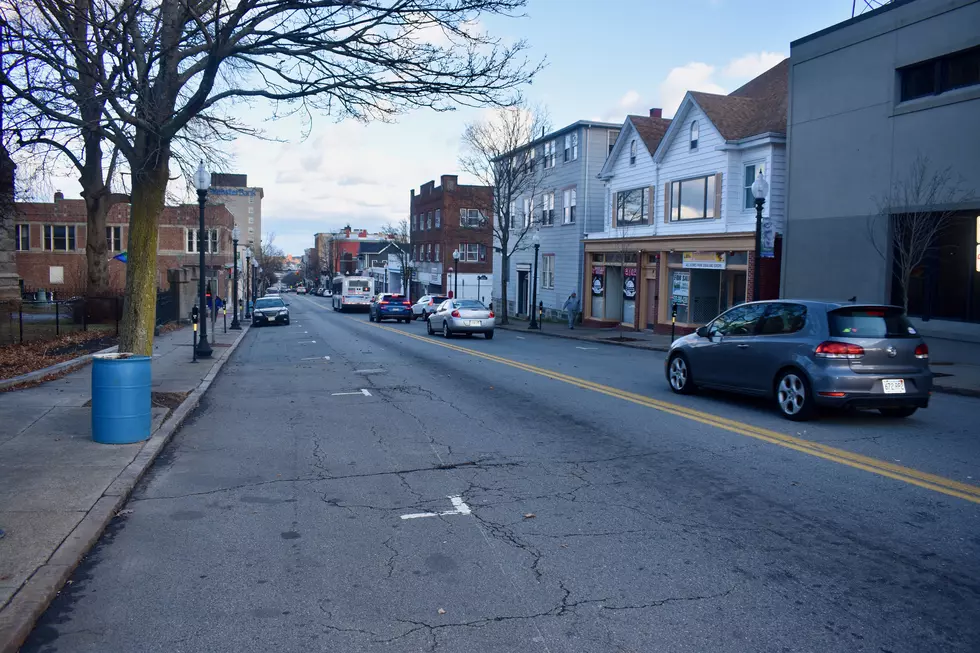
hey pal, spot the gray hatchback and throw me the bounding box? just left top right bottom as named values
left=665, top=300, right=931, bottom=421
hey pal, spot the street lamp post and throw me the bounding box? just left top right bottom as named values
left=252, top=262, right=259, bottom=307
left=751, top=171, right=770, bottom=303
left=477, top=274, right=488, bottom=304
left=193, top=162, right=213, bottom=358
left=452, top=248, right=460, bottom=299
left=230, top=226, right=241, bottom=330
left=244, top=248, right=252, bottom=318
left=529, top=230, right=541, bottom=330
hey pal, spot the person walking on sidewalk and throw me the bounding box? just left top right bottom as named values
left=563, top=292, right=581, bottom=329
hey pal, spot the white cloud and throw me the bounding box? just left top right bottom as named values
left=658, top=62, right=726, bottom=117
left=723, top=51, right=785, bottom=79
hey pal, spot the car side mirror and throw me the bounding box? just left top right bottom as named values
left=285, top=303, right=290, bottom=306
left=695, top=326, right=709, bottom=339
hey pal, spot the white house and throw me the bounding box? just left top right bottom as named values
left=583, top=59, right=788, bottom=331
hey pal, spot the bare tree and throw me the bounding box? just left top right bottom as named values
left=3, top=0, right=538, bottom=354
left=381, top=219, right=413, bottom=300
left=256, top=233, right=284, bottom=288
left=869, top=155, right=973, bottom=311
left=459, top=101, right=548, bottom=324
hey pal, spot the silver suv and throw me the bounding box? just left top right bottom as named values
left=665, top=301, right=932, bottom=421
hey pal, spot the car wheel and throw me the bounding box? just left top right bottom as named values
left=284, top=318, right=290, bottom=326
left=443, top=321, right=451, bottom=338
left=403, top=318, right=410, bottom=324
left=426, top=319, right=435, bottom=335
left=667, top=353, right=695, bottom=394
left=775, top=370, right=816, bottom=421
left=879, top=407, right=918, bottom=418
left=485, top=331, right=494, bottom=339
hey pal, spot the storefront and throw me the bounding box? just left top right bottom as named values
left=583, top=233, right=768, bottom=332
left=902, top=213, right=980, bottom=324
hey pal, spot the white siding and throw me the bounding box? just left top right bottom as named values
left=768, top=144, right=787, bottom=235
left=595, top=121, right=658, bottom=236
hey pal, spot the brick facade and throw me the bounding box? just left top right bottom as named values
left=410, top=175, right=493, bottom=295
left=13, top=194, right=235, bottom=296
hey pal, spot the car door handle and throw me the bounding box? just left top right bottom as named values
left=737, top=344, right=750, bottom=349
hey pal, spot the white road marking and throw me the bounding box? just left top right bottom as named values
left=575, top=346, right=597, bottom=350
left=516, top=336, right=525, bottom=339
left=298, top=340, right=317, bottom=344
left=361, top=388, right=372, bottom=396
left=301, top=356, right=331, bottom=361
left=354, top=369, right=384, bottom=374
left=401, top=495, right=472, bottom=520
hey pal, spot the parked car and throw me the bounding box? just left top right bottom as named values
left=427, top=299, right=494, bottom=339
left=369, top=293, right=413, bottom=323
left=252, top=296, right=290, bottom=327
left=664, top=300, right=931, bottom=421
left=412, top=295, right=449, bottom=320
left=296, top=287, right=307, bottom=295
left=324, top=288, right=333, bottom=297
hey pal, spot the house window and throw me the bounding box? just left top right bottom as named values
left=670, top=175, right=717, bottom=220
left=509, top=201, right=517, bottom=230
left=248, top=195, right=254, bottom=204
left=186, top=228, right=219, bottom=253
left=248, top=206, right=254, bottom=214
left=435, top=209, right=441, bottom=228
left=615, top=188, right=649, bottom=225
left=106, top=226, right=122, bottom=252
left=529, top=147, right=536, bottom=172
left=248, top=227, right=254, bottom=235
left=541, top=192, right=555, bottom=225
left=744, top=164, right=765, bottom=210
left=427, top=243, right=432, bottom=261
left=15, top=224, right=30, bottom=250
left=248, top=216, right=254, bottom=224
left=629, top=140, right=637, bottom=165
left=564, top=132, right=578, bottom=162
left=413, top=245, right=417, bottom=261
left=523, top=198, right=534, bottom=228
left=43, top=225, right=76, bottom=251
left=458, top=243, right=480, bottom=262
left=543, top=140, right=556, bottom=168
left=435, top=243, right=441, bottom=262
left=562, top=188, right=576, bottom=224
left=690, top=121, right=699, bottom=149
left=541, top=254, right=555, bottom=289
left=460, top=208, right=484, bottom=227
left=607, top=130, right=619, bottom=157
left=900, top=45, right=980, bottom=102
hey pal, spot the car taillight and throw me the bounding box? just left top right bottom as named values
left=402, top=301, right=412, bottom=307
left=451, top=310, right=461, bottom=318
left=380, top=301, right=389, bottom=305
left=815, top=341, right=864, bottom=359
left=488, top=311, right=494, bottom=318
left=914, top=343, right=929, bottom=359
left=428, top=300, right=434, bottom=305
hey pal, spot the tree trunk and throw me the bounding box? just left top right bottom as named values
left=84, top=189, right=110, bottom=296
left=499, top=252, right=510, bottom=325
left=118, top=158, right=168, bottom=355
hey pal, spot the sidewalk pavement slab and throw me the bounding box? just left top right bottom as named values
left=0, top=324, right=250, bottom=652
left=498, top=320, right=980, bottom=398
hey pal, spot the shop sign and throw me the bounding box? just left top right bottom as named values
left=591, top=266, right=605, bottom=297
left=670, top=270, right=690, bottom=306
left=623, top=267, right=637, bottom=300
left=682, top=251, right=727, bottom=269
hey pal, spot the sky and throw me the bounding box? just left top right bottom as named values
left=40, top=0, right=864, bottom=257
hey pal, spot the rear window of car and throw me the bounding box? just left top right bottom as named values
left=455, top=300, right=487, bottom=309
left=828, top=307, right=917, bottom=338
left=430, top=296, right=448, bottom=303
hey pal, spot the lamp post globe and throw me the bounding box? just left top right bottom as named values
left=751, top=171, right=769, bottom=302
left=230, top=226, right=242, bottom=329
left=193, top=161, right=212, bottom=358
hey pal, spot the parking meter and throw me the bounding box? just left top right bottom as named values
left=191, top=305, right=199, bottom=331
left=190, top=306, right=200, bottom=362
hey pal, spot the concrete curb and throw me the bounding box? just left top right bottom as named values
left=0, top=326, right=250, bottom=653
left=497, top=324, right=671, bottom=352
left=0, top=344, right=120, bottom=391
left=931, top=384, right=980, bottom=399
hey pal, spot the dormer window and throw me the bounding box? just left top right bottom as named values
left=629, top=140, right=637, bottom=165
left=690, top=121, right=699, bottom=149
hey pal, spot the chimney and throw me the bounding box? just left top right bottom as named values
left=54, top=190, right=64, bottom=202
left=649, top=108, right=662, bottom=119
left=441, top=175, right=457, bottom=191
left=344, top=227, right=351, bottom=237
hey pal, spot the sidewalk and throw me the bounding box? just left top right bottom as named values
left=0, top=322, right=249, bottom=651
left=498, top=318, right=980, bottom=398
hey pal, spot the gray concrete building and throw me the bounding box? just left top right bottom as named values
left=495, top=120, right=621, bottom=319
left=782, top=0, right=980, bottom=337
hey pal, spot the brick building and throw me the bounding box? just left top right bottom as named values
left=13, top=193, right=235, bottom=314
left=410, top=175, right=493, bottom=301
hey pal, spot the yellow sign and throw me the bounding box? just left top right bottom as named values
left=682, top=251, right=727, bottom=270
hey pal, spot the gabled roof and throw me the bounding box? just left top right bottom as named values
left=599, top=114, right=672, bottom=178
left=687, top=58, right=789, bottom=141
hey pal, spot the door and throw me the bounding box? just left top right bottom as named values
left=693, top=303, right=768, bottom=388
left=752, top=302, right=810, bottom=392
left=517, top=271, right=529, bottom=316
left=646, top=278, right=659, bottom=328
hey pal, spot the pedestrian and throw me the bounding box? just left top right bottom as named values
left=563, top=292, right=580, bottom=329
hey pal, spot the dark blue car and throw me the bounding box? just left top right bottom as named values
left=369, top=293, right=413, bottom=323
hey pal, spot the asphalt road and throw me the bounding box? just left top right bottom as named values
left=24, top=294, right=980, bottom=652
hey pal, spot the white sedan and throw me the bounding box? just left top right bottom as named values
left=426, top=299, right=494, bottom=339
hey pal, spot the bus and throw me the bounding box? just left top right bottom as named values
left=331, top=275, right=374, bottom=311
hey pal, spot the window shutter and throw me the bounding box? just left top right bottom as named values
left=611, top=192, right=617, bottom=228
left=663, top=183, right=670, bottom=223
left=714, top=173, right=723, bottom=219
left=648, top=187, right=655, bottom=223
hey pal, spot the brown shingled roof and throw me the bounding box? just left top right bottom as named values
left=689, top=58, right=788, bottom=141
left=626, top=115, right=672, bottom=155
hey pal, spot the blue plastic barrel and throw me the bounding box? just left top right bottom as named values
left=91, top=353, right=152, bottom=444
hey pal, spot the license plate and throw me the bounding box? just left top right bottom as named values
left=882, top=379, right=906, bottom=394
left=466, top=320, right=481, bottom=327
left=267, top=314, right=277, bottom=320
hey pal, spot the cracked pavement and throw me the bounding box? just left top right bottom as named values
left=22, top=296, right=980, bottom=652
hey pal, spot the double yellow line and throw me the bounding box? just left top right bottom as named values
left=360, top=321, right=980, bottom=505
